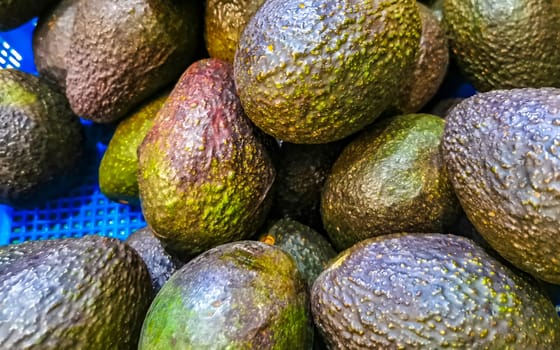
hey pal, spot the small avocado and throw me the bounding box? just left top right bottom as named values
left=443, top=0, right=560, bottom=91
left=321, top=113, right=460, bottom=251
left=65, top=0, right=202, bottom=123
left=99, top=90, right=169, bottom=205
left=259, top=218, right=337, bottom=288
left=138, top=59, right=276, bottom=259
left=126, top=226, right=184, bottom=293
left=312, top=233, right=560, bottom=349
left=0, top=0, right=57, bottom=30
left=442, top=88, right=560, bottom=284
left=33, top=0, right=80, bottom=91
left=204, top=0, right=265, bottom=63
left=0, top=69, right=83, bottom=206
left=234, top=0, right=421, bottom=143
left=0, top=235, right=152, bottom=350
left=139, top=240, right=313, bottom=349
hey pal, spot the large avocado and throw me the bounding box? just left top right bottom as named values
left=138, top=59, right=276, bottom=259
left=443, top=0, right=560, bottom=91
left=0, top=69, right=83, bottom=206
left=0, top=0, right=57, bottom=30
left=442, top=88, right=560, bottom=284
left=312, top=233, right=560, bottom=349
left=99, top=89, right=169, bottom=205
left=321, top=113, right=460, bottom=251
left=139, top=240, right=313, bottom=349
left=0, top=235, right=152, bottom=349
left=234, top=0, right=421, bottom=144
left=65, top=0, right=201, bottom=123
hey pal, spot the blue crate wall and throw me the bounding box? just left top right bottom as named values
left=0, top=19, right=146, bottom=245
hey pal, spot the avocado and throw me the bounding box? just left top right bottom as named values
left=234, top=0, right=421, bottom=144
left=321, top=113, right=460, bottom=251
left=33, top=0, right=80, bottom=91
left=259, top=218, right=337, bottom=288
left=272, top=141, right=344, bottom=230
left=139, top=240, right=313, bottom=349
left=64, top=0, right=201, bottom=123
left=99, top=90, right=169, bottom=205
left=428, top=97, right=463, bottom=118
left=0, top=235, right=152, bottom=349
left=0, top=69, right=83, bottom=206
left=204, top=0, right=265, bottom=63
left=443, top=0, right=560, bottom=91
left=138, top=59, right=276, bottom=259
left=312, top=233, right=560, bottom=349
left=442, top=88, right=560, bottom=284
left=395, top=2, right=448, bottom=113
left=0, top=0, right=57, bottom=30
left=126, top=226, right=184, bottom=293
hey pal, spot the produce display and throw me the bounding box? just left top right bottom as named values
left=1, top=0, right=560, bottom=349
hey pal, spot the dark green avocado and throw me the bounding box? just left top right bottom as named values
left=138, top=59, right=276, bottom=259
left=234, top=0, right=421, bottom=143
left=139, top=240, right=313, bottom=349
left=65, top=0, right=202, bottom=123
left=99, top=90, right=169, bottom=205
left=126, top=226, right=184, bottom=293
left=312, top=233, right=560, bottom=349
left=0, top=0, right=57, bottom=30
left=321, top=113, right=460, bottom=251
left=442, top=88, right=560, bottom=284
left=0, top=69, right=83, bottom=206
left=0, top=235, right=152, bottom=350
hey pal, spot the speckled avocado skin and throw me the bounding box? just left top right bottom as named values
left=321, top=113, right=460, bottom=251
left=442, top=88, right=560, bottom=284
left=443, top=0, right=560, bottom=91
left=0, top=235, right=152, bottom=350
left=99, top=90, right=169, bottom=206
left=312, top=233, right=560, bottom=349
left=0, top=0, right=57, bottom=30
left=65, top=0, right=201, bottom=123
left=0, top=69, right=83, bottom=206
left=138, top=59, right=276, bottom=259
left=139, top=240, right=313, bottom=349
left=234, top=0, right=421, bottom=144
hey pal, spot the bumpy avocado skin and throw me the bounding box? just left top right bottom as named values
left=395, top=2, right=448, bottom=113
left=0, top=0, right=57, bottom=30
left=65, top=0, right=201, bottom=123
left=443, top=0, right=560, bottom=91
left=234, top=0, right=421, bottom=144
left=33, top=0, right=80, bottom=91
left=126, top=226, right=184, bottom=293
left=442, top=88, right=560, bottom=284
left=99, top=90, right=169, bottom=205
left=0, top=235, right=152, bottom=350
left=138, top=59, right=276, bottom=259
left=139, top=240, right=313, bottom=349
left=312, top=233, right=560, bottom=349
left=0, top=69, right=83, bottom=206
left=204, top=0, right=265, bottom=63
left=321, top=114, right=460, bottom=251
left=259, top=218, right=337, bottom=288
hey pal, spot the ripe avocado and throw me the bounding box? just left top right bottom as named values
left=0, top=0, right=57, bottom=30
left=321, top=113, right=460, bottom=251
left=204, top=0, right=265, bottom=63
left=0, top=69, right=83, bottom=206
left=138, top=59, right=276, bottom=259
left=126, top=226, right=184, bottom=293
left=139, top=240, right=313, bottom=349
left=312, top=233, right=560, bottom=349
left=234, top=0, right=421, bottom=144
left=99, top=90, right=169, bottom=205
left=65, top=0, right=202, bottom=123
left=442, top=88, right=560, bottom=284
left=259, top=218, right=337, bottom=288
left=443, top=0, right=560, bottom=91
left=0, top=235, right=152, bottom=349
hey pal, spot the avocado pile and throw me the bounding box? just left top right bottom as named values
left=1, top=0, right=560, bottom=348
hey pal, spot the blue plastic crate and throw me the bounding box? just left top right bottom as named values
left=0, top=19, right=146, bottom=245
